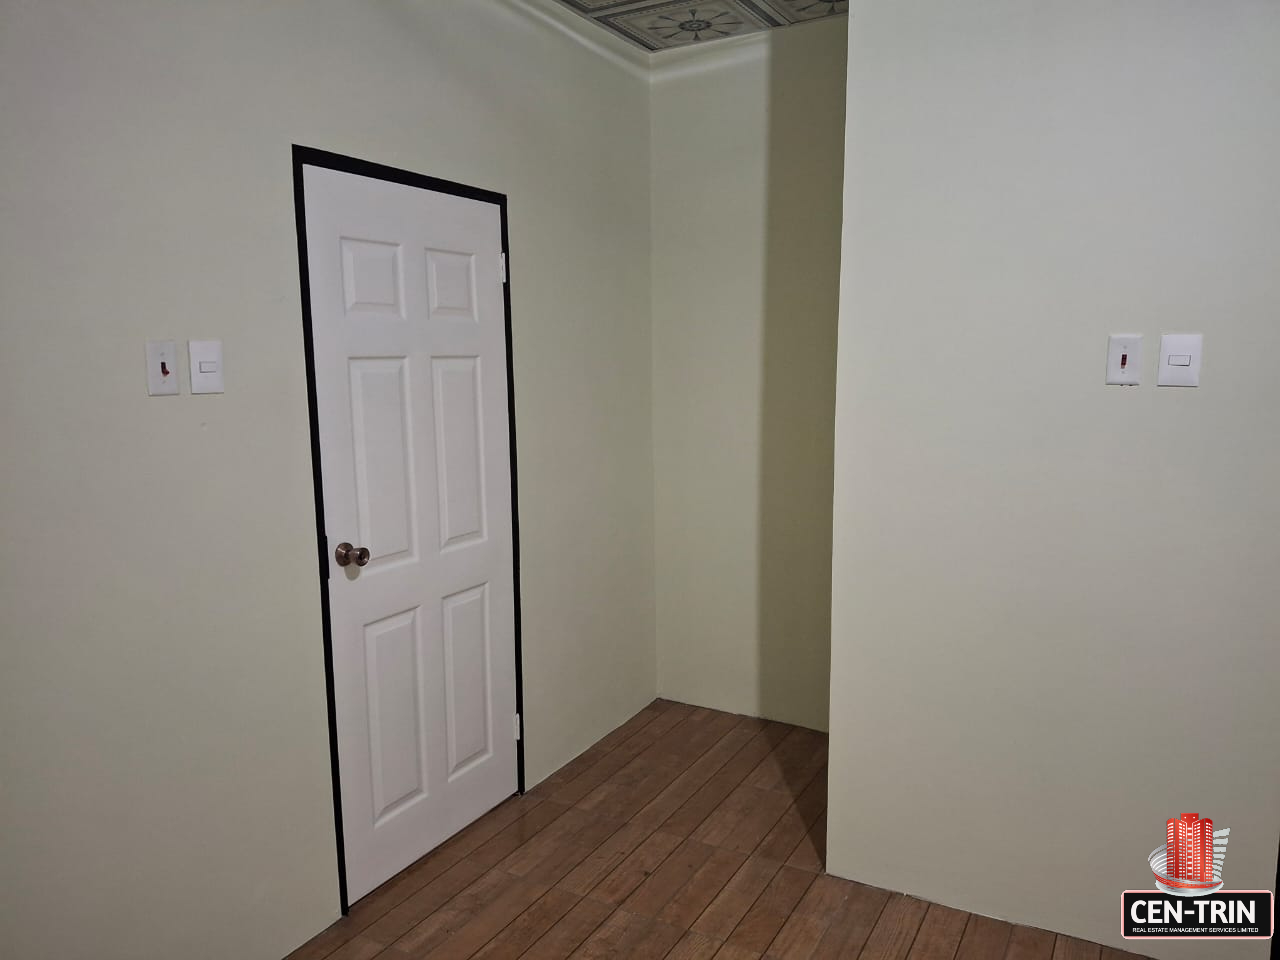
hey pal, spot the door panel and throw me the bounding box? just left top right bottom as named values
left=349, top=357, right=416, bottom=565
left=341, top=238, right=404, bottom=316
left=443, top=583, right=491, bottom=779
left=426, top=249, right=478, bottom=322
left=433, top=356, right=486, bottom=548
left=303, top=164, right=517, bottom=903
left=364, top=607, right=427, bottom=823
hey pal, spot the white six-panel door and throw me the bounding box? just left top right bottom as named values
left=303, top=165, right=517, bottom=902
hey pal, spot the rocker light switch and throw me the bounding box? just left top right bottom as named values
left=1157, top=334, right=1202, bottom=387
left=188, top=340, right=224, bottom=394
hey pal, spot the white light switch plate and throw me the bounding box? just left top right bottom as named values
left=1157, top=333, right=1202, bottom=387
left=188, top=340, right=224, bottom=394
left=145, top=340, right=180, bottom=396
left=1106, top=334, right=1143, bottom=385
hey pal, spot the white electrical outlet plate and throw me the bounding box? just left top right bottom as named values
left=1157, top=333, right=1202, bottom=387
left=188, top=340, right=224, bottom=394
left=1106, top=334, right=1143, bottom=385
left=145, top=340, right=180, bottom=396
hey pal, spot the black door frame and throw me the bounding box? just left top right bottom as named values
left=291, top=145, right=526, bottom=914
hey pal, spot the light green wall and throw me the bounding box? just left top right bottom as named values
left=651, top=21, right=846, bottom=731
left=827, top=4, right=1280, bottom=958
left=0, top=2, right=654, bottom=957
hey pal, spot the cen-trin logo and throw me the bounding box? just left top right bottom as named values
left=1122, top=813, right=1273, bottom=940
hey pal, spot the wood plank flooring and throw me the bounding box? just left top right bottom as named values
left=285, top=700, right=1152, bottom=960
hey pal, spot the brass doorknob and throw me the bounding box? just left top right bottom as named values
left=335, top=542, right=371, bottom=567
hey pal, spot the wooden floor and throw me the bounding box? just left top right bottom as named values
left=286, top=700, right=1150, bottom=960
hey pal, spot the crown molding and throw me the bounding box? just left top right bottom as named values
left=498, top=0, right=652, bottom=82
left=648, top=30, right=770, bottom=83
left=498, top=0, right=843, bottom=85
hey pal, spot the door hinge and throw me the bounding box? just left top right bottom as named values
left=499, top=252, right=508, bottom=284
left=513, top=713, right=522, bottom=741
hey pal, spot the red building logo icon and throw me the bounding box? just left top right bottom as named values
left=1151, top=812, right=1228, bottom=896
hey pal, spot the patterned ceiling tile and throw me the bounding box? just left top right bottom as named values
left=557, top=0, right=645, bottom=11
left=550, top=0, right=846, bottom=52
left=604, top=1, right=771, bottom=51
left=756, top=0, right=848, bottom=23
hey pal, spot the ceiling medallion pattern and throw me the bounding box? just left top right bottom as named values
left=552, top=0, right=848, bottom=52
